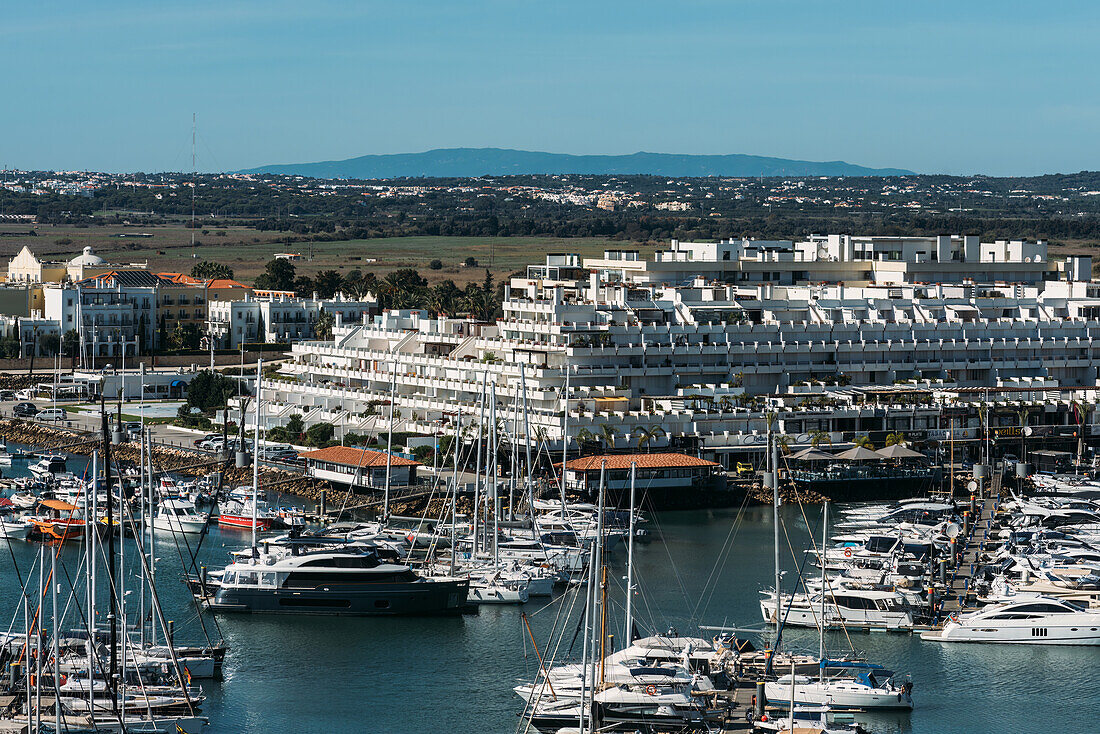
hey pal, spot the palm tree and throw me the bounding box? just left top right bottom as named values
left=853, top=434, right=875, bottom=450
left=598, top=423, right=617, bottom=450
left=884, top=431, right=906, bottom=447
left=633, top=424, right=666, bottom=453
left=576, top=427, right=598, bottom=451
left=776, top=435, right=792, bottom=455
left=810, top=430, right=832, bottom=448
left=717, top=396, right=734, bottom=413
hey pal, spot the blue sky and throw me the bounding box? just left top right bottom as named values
left=4, top=1, right=1099, bottom=175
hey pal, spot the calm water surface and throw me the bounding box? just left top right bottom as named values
left=2, top=455, right=1097, bottom=733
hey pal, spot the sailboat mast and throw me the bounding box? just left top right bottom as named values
left=624, top=462, right=636, bottom=645
left=819, top=500, right=828, bottom=666
left=252, top=358, right=262, bottom=552
left=101, top=396, right=119, bottom=713
left=520, top=364, right=536, bottom=531
left=770, top=413, right=781, bottom=630
left=490, top=383, right=499, bottom=569
left=449, top=404, right=461, bottom=578
left=51, top=547, right=59, bottom=725
left=472, top=374, right=485, bottom=558
left=383, top=365, right=396, bottom=523
left=560, top=368, right=570, bottom=518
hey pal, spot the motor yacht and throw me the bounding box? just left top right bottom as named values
left=153, top=498, right=208, bottom=534
left=210, top=548, right=469, bottom=615
left=761, top=587, right=915, bottom=631
left=28, top=454, right=67, bottom=479
left=921, top=596, right=1100, bottom=645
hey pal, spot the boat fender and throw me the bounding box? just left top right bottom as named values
left=645, top=685, right=657, bottom=696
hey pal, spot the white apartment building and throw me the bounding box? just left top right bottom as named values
left=260, top=235, right=1100, bottom=457
left=206, top=292, right=376, bottom=348
left=43, top=271, right=159, bottom=358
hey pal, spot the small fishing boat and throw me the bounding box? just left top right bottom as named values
left=217, top=487, right=277, bottom=531
left=0, top=513, right=33, bottom=540
left=29, top=498, right=84, bottom=541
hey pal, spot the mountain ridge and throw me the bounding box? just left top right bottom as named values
left=236, top=147, right=913, bottom=179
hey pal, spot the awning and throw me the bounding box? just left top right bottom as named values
left=834, top=446, right=883, bottom=461
left=875, top=444, right=925, bottom=459
left=39, top=499, right=79, bottom=512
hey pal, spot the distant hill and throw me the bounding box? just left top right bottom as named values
left=236, top=147, right=912, bottom=179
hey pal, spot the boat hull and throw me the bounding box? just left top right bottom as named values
left=764, top=681, right=913, bottom=710
left=216, top=513, right=273, bottom=531
left=210, top=578, right=469, bottom=616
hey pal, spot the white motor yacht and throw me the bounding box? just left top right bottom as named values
left=153, top=498, right=209, bottom=534
left=28, top=454, right=67, bottom=479
left=921, top=596, right=1100, bottom=645
left=761, top=587, right=915, bottom=631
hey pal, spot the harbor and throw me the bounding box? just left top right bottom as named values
left=0, top=412, right=1097, bottom=733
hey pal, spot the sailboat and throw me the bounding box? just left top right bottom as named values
left=763, top=501, right=915, bottom=711
left=5, top=404, right=208, bottom=733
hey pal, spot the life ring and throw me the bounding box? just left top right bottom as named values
left=844, top=548, right=852, bottom=558
left=645, top=685, right=657, bottom=696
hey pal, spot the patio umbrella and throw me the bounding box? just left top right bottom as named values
left=834, top=446, right=883, bottom=461
left=875, top=444, right=924, bottom=459
left=788, top=447, right=836, bottom=461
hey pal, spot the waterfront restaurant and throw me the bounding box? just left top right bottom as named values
left=561, top=453, right=721, bottom=495
left=301, top=446, right=420, bottom=490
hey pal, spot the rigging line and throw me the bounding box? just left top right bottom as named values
left=692, top=493, right=752, bottom=620
left=146, top=452, right=219, bottom=642
left=637, top=488, right=693, bottom=619
left=783, top=470, right=857, bottom=653
left=515, top=574, right=586, bottom=734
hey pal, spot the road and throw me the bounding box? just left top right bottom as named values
left=0, top=398, right=211, bottom=450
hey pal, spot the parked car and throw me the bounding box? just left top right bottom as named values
left=198, top=437, right=225, bottom=451
left=38, top=408, right=68, bottom=421
left=194, top=434, right=220, bottom=447
left=12, top=402, right=38, bottom=418
left=0, top=390, right=16, bottom=401
left=123, top=421, right=143, bottom=438
left=14, top=389, right=34, bottom=401
left=735, top=462, right=755, bottom=477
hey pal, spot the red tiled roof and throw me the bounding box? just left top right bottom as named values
left=563, top=453, right=719, bottom=471
left=301, top=446, right=420, bottom=467
left=157, top=273, right=247, bottom=289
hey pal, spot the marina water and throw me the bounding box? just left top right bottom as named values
left=2, top=456, right=1097, bottom=733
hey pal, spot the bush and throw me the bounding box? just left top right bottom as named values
left=304, top=422, right=335, bottom=447
left=185, top=371, right=239, bottom=411
left=429, top=259, right=443, bottom=270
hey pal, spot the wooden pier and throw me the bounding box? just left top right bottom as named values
left=939, top=469, right=1004, bottom=616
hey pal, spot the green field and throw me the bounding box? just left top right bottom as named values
left=0, top=222, right=629, bottom=285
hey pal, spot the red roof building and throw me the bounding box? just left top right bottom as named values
left=560, top=452, right=721, bottom=505
left=302, top=446, right=420, bottom=490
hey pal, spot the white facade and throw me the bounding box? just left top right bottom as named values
left=259, top=235, right=1100, bottom=454
left=206, top=293, right=376, bottom=348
